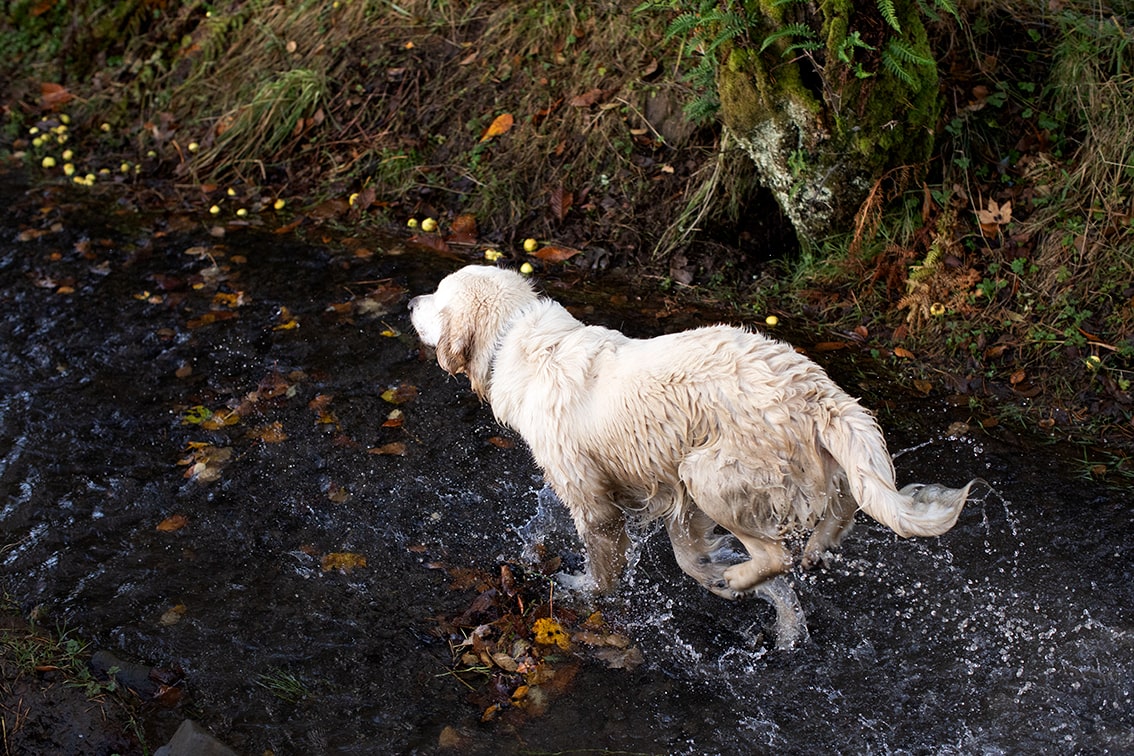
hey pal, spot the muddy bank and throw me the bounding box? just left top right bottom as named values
left=0, top=174, right=1131, bottom=754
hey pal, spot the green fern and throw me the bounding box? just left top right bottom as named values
left=882, top=39, right=935, bottom=90
left=759, top=23, right=816, bottom=54
left=877, top=0, right=901, bottom=33
left=916, top=0, right=960, bottom=22
left=658, top=1, right=755, bottom=123
left=887, top=38, right=936, bottom=68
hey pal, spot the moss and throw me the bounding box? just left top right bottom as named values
left=716, top=0, right=945, bottom=243
left=718, top=43, right=821, bottom=137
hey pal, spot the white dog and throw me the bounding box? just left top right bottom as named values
left=410, top=266, right=972, bottom=641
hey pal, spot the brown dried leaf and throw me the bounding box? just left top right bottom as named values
left=368, top=442, right=407, bottom=456
left=407, top=233, right=454, bottom=256
left=448, top=213, right=478, bottom=245
left=249, top=421, right=288, bottom=443
left=156, top=514, right=188, bottom=532
left=569, top=88, right=605, bottom=107
left=531, top=245, right=581, bottom=263
left=549, top=187, right=573, bottom=223
left=40, top=82, right=75, bottom=109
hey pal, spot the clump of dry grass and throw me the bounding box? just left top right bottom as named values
left=1028, top=11, right=1134, bottom=295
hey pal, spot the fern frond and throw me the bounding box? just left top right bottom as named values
left=759, top=23, right=815, bottom=53
left=882, top=49, right=917, bottom=89
left=665, top=11, right=708, bottom=41
left=916, top=0, right=960, bottom=22
left=887, top=39, right=935, bottom=67
left=877, top=0, right=901, bottom=33
left=782, top=40, right=824, bottom=57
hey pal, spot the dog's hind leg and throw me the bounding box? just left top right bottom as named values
left=719, top=535, right=792, bottom=595
left=679, top=449, right=792, bottom=597
left=802, top=487, right=857, bottom=569
left=665, top=507, right=732, bottom=590
left=753, top=575, right=810, bottom=649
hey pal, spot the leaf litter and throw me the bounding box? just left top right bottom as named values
left=426, top=555, right=643, bottom=727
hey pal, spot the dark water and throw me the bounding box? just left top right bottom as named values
left=1, top=176, right=1131, bottom=755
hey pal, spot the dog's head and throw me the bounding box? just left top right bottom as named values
left=409, top=265, right=538, bottom=399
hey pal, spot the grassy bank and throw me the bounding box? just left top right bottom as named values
left=1, top=0, right=1131, bottom=463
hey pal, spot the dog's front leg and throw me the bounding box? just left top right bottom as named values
left=559, top=492, right=629, bottom=593
left=579, top=515, right=629, bottom=593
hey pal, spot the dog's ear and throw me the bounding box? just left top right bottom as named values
left=435, top=308, right=475, bottom=377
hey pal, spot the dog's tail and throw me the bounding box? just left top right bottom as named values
left=819, top=403, right=973, bottom=538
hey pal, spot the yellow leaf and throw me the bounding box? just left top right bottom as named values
left=380, top=383, right=418, bottom=404
left=159, top=604, right=187, bottom=626
left=479, top=113, right=514, bottom=142
left=532, top=618, right=571, bottom=649
left=321, top=552, right=367, bottom=573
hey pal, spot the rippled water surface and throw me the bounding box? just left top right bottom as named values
left=1, top=175, right=1131, bottom=754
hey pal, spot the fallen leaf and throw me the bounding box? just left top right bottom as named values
left=159, top=604, right=187, bottom=626
left=40, top=82, right=74, bottom=109
left=321, top=552, right=367, bottom=573
left=549, top=187, right=573, bottom=223
left=531, top=245, right=581, bottom=263
left=976, top=199, right=1012, bottom=236
left=187, top=310, right=239, bottom=329
left=488, top=435, right=514, bottom=449
left=274, top=306, right=299, bottom=330
left=480, top=113, right=514, bottom=142
left=569, top=88, right=605, bottom=107
left=307, top=197, right=350, bottom=219
left=249, top=422, right=288, bottom=443
left=381, top=383, right=418, bottom=404
left=156, top=514, right=188, bottom=532
left=912, top=379, right=933, bottom=395
left=212, top=291, right=249, bottom=308
left=368, top=442, right=407, bottom=456
left=448, top=213, right=478, bottom=244
left=407, top=233, right=454, bottom=256
left=893, top=347, right=916, bottom=359
left=532, top=99, right=562, bottom=126
left=591, top=645, right=644, bottom=670
left=813, top=341, right=853, bottom=352
left=532, top=618, right=571, bottom=649
left=178, top=444, right=233, bottom=484
left=491, top=652, right=518, bottom=672
left=200, top=410, right=240, bottom=431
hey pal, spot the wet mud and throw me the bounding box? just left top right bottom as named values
left=0, top=174, right=1131, bottom=754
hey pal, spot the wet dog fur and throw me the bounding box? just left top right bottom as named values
left=410, top=266, right=973, bottom=613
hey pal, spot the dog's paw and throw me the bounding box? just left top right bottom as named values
left=800, top=547, right=833, bottom=571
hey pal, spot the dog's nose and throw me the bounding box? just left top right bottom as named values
left=408, top=295, right=422, bottom=311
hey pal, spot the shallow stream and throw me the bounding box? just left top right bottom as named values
left=1, top=174, right=1130, bottom=754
